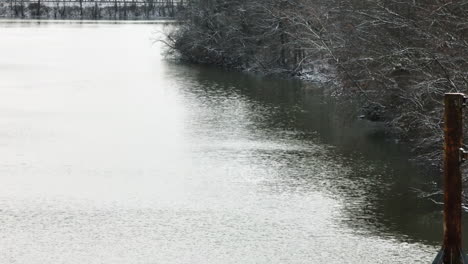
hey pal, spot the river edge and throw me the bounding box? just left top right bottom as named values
left=0, top=20, right=454, bottom=262
left=0, top=18, right=176, bottom=23
left=165, top=52, right=442, bottom=168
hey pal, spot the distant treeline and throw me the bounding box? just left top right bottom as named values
left=0, top=0, right=184, bottom=19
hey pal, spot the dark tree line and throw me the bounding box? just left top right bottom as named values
left=166, top=0, right=468, bottom=166
left=0, top=0, right=184, bottom=19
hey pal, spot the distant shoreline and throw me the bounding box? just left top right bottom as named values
left=0, top=18, right=177, bottom=24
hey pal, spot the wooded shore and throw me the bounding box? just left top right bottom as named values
left=165, top=0, right=468, bottom=168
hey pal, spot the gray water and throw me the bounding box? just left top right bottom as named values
left=0, top=21, right=449, bottom=263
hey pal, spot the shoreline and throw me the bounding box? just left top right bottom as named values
left=0, top=18, right=176, bottom=23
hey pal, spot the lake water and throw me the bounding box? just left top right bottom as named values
left=0, top=20, right=452, bottom=263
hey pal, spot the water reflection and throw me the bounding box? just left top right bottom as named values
left=0, top=21, right=443, bottom=263
left=165, top=63, right=448, bottom=246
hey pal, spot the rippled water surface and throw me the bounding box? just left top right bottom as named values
left=0, top=21, right=449, bottom=263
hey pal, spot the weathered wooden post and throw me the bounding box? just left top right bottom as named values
left=444, top=93, right=464, bottom=263
left=433, top=93, right=468, bottom=264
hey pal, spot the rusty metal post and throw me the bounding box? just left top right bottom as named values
left=443, top=93, right=465, bottom=263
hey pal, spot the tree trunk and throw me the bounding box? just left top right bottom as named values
left=79, top=0, right=83, bottom=18
left=36, top=0, right=40, bottom=18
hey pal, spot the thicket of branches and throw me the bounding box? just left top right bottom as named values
left=166, top=0, right=468, bottom=165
